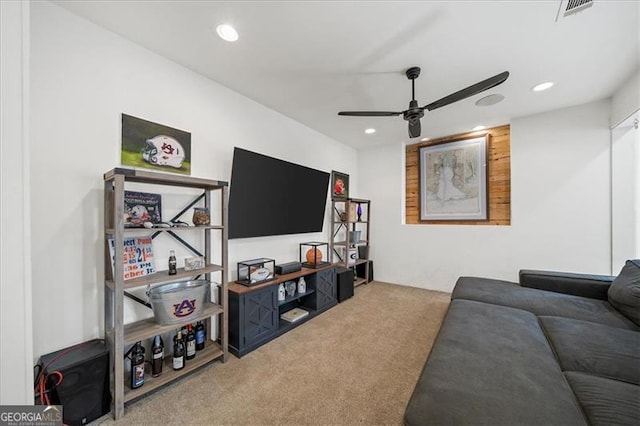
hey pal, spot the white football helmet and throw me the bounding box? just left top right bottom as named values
left=141, top=135, right=186, bottom=168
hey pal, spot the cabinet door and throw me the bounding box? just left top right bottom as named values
left=315, top=268, right=337, bottom=311
left=243, top=286, right=278, bottom=347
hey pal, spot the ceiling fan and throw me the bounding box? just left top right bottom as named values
left=338, top=67, right=510, bottom=138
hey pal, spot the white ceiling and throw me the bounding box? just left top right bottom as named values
left=53, top=1, right=639, bottom=149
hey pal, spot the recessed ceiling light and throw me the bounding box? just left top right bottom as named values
left=475, top=94, right=505, bottom=106
left=216, top=24, right=239, bottom=42
left=472, top=125, right=486, bottom=131
left=532, top=81, right=554, bottom=92
left=364, top=128, right=376, bottom=134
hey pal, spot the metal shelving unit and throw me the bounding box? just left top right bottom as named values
left=330, top=198, right=371, bottom=287
left=103, top=168, right=228, bottom=419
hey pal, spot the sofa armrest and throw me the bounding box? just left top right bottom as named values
left=518, top=270, right=614, bottom=300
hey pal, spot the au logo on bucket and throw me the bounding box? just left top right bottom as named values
left=173, top=298, right=197, bottom=317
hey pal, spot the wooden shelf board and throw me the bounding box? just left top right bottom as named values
left=354, top=277, right=368, bottom=287
left=331, top=198, right=370, bottom=203
left=124, top=342, right=224, bottom=402
left=105, top=168, right=228, bottom=189
left=332, top=240, right=368, bottom=246
left=229, top=263, right=335, bottom=295
left=106, top=225, right=224, bottom=234
left=332, top=221, right=369, bottom=224
left=123, top=302, right=223, bottom=344
left=335, top=259, right=368, bottom=268
left=106, top=264, right=224, bottom=290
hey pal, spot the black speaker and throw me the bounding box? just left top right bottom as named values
left=356, top=260, right=373, bottom=283
left=275, top=261, right=302, bottom=275
left=40, top=339, right=110, bottom=425
left=336, top=267, right=354, bottom=302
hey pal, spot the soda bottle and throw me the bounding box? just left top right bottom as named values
left=168, top=250, right=177, bottom=275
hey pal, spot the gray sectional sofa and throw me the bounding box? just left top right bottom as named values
left=405, top=260, right=640, bottom=425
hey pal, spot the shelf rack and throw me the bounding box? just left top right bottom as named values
left=330, top=198, right=371, bottom=287
left=103, top=168, right=228, bottom=419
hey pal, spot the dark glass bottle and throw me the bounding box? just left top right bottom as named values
left=151, top=335, right=164, bottom=377
left=186, top=324, right=196, bottom=360
left=168, top=250, right=177, bottom=275
left=130, top=341, right=145, bottom=389
left=172, top=331, right=185, bottom=370
left=195, top=321, right=206, bottom=351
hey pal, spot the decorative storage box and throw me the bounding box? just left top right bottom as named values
left=236, top=258, right=275, bottom=286
left=300, top=242, right=330, bottom=269
left=184, top=256, right=205, bottom=271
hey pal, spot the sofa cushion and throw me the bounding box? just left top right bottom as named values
left=452, top=276, right=638, bottom=330
left=539, top=316, right=640, bottom=385
left=608, top=259, right=640, bottom=326
left=565, top=372, right=640, bottom=426
left=404, top=299, right=586, bottom=426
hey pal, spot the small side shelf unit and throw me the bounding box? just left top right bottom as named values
left=330, top=198, right=371, bottom=287
left=103, top=168, right=228, bottom=419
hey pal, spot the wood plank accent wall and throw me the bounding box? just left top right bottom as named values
left=405, top=125, right=511, bottom=225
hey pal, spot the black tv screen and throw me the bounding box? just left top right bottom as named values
left=228, top=148, right=330, bottom=239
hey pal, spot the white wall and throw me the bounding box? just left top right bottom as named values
left=611, top=70, right=639, bottom=128
left=359, top=100, right=612, bottom=292
left=1, top=0, right=34, bottom=405
left=612, top=112, right=640, bottom=272
left=30, top=1, right=357, bottom=358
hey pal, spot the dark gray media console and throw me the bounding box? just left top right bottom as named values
left=228, top=264, right=337, bottom=357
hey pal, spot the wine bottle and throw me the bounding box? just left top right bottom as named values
left=195, top=321, right=206, bottom=351
left=186, top=324, right=196, bottom=360
left=172, top=331, right=185, bottom=370
left=130, top=341, right=145, bottom=389
left=151, top=335, right=164, bottom=377
left=168, top=250, right=177, bottom=275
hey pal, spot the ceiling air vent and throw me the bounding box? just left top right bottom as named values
left=556, top=0, right=594, bottom=21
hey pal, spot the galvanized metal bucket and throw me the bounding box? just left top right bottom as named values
left=349, top=230, right=362, bottom=244
left=146, top=279, right=209, bottom=325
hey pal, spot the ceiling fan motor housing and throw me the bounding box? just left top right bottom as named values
left=404, top=99, right=424, bottom=123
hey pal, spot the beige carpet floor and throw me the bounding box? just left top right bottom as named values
left=99, top=282, right=450, bottom=425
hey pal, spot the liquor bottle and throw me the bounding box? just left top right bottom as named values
left=195, top=321, right=206, bottom=351
left=151, top=335, right=164, bottom=377
left=172, top=331, right=185, bottom=370
left=181, top=325, right=189, bottom=340
left=168, top=250, right=177, bottom=275
left=186, top=324, right=196, bottom=360
left=130, top=341, right=145, bottom=389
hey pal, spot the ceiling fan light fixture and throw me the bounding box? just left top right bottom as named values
left=216, top=24, right=239, bottom=42
left=475, top=93, right=505, bottom=106
left=532, top=81, right=554, bottom=92
left=364, top=128, right=376, bottom=134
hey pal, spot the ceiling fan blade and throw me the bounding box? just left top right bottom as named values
left=423, top=71, right=510, bottom=111
left=408, top=119, right=421, bottom=138
left=338, top=111, right=402, bottom=117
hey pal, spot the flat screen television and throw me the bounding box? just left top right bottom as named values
left=228, top=147, right=330, bottom=239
